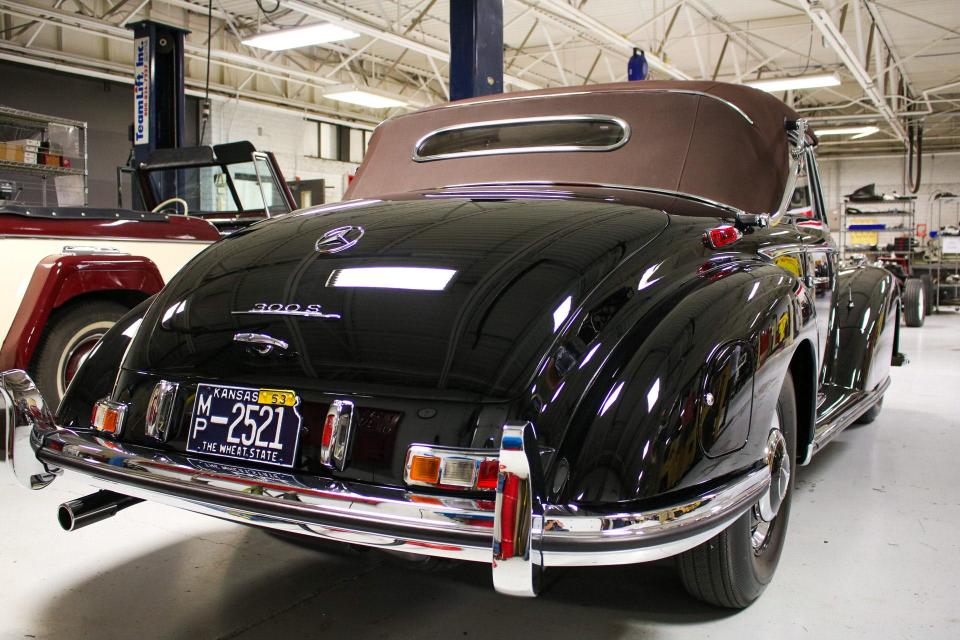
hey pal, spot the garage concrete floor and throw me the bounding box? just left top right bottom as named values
left=2, top=313, right=958, bottom=640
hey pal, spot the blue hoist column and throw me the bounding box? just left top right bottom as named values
left=449, top=0, right=504, bottom=101
left=127, top=20, right=189, bottom=167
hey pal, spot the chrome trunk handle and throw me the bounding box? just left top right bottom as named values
left=233, top=333, right=289, bottom=354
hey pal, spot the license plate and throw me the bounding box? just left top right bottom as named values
left=186, top=384, right=302, bottom=468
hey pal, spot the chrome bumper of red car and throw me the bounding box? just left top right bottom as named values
left=2, top=369, right=770, bottom=597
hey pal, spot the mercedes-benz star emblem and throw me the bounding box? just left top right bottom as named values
left=315, top=225, right=364, bottom=254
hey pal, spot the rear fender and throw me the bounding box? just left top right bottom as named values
left=545, top=261, right=813, bottom=504
left=822, top=265, right=899, bottom=392
left=0, top=254, right=164, bottom=371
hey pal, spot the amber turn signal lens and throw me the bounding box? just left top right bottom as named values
left=101, top=411, right=120, bottom=433
left=92, top=400, right=127, bottom=435
left=409, top=455, right=441, bottom=484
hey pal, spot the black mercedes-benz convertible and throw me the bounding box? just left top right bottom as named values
left=2, top=81, right=902, bottom=608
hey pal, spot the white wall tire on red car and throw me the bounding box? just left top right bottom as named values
left=32, top=300, right=129, bottom=407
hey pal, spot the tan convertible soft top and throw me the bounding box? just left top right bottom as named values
left=346, top=81, right=806, bottom=214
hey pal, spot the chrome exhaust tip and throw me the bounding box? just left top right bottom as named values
left=57, top=490, right=142, bottom=532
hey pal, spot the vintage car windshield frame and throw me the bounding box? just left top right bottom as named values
left=140, top=153, right=286, bottom=216
left=412, top=115, right=631, bottom=162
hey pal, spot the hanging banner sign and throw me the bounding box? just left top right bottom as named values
left=133, top=37, right=150, bottom=146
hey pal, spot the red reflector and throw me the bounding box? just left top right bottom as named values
left=477, top=459, right=500, bottom=489
left=499, top=473, right=521, bottom=558
left=704, top=225, right=742, bottom=249
left=321, top=414, right=335, bottom=447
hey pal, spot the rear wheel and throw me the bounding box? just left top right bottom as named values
left=31, top=300, right=128, bottom=408
left=677, top=370, right=797, bottom=609
left=902, top=278, right=925, bottom=327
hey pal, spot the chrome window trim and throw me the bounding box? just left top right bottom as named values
left=404, top=88, right=755, bottom=126
left=412, top=114, right=631, bottom=162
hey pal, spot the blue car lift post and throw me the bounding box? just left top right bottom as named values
left=126, top=20, right=189, bottom=204
left=449, top=0, right=504, bottom=101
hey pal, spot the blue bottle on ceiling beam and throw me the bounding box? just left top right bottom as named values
left=628, top=48, right=649, bottom=81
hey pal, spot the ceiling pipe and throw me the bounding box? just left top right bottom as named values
left=798, top=0, right=907, bottom=143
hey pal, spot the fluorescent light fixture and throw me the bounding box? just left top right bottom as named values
left=816, top=125, right=880, bottom=139
left=323, top=84, right=408, bottom=109
left=242, top=23, right=359, bottom=52
left=327, top=267, right=455, bottom=291
left=746, top=73, right=841, bottom=93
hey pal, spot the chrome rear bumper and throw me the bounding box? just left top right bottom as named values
left=2, top=369, right=770, bottom=596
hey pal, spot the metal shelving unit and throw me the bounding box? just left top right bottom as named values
left=0, top=105, right=88, bottom=206
left=913, top=195, right=960, bottom=309
left=840, top=196, right=917, bottom=262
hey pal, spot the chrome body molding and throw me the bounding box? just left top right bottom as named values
left=60, top=245, right=129, bottom=256
left=801, top=376, right=891, bottom=465
left=0, top=370, right=60, bottom=489
left=412, top=115, right=631, bottom=162
left=1, top=371, right=770, bottom=596
left=439, top=181, right=747, bottom=217
left=0, top=234, right=210, bottom=244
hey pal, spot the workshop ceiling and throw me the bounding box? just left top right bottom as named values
left=1, top=0, right=957, bottom=154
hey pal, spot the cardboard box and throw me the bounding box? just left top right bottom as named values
left=41, top=153, right=61, bottom=166
left=7, top=138, right=40, bottom=150
left=0, top=142, right=14, bottom=161
left=15, top=148, right=38, bottom=164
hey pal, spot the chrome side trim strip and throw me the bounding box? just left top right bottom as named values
left=412, top=115, right=631, bottom=162
left=805, top=376, right=890, bottom=464
left=540, top=467, right=769, bottom=566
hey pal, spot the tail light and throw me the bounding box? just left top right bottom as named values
left=404, top=445, right=499, bottom=491
left=91, top=399, right=128, bottom=436
left=703, top=224, right=742, bottom=249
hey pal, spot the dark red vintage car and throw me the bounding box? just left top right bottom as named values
left=0, top=141, right=294, bottom=404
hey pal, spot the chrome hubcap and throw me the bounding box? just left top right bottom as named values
left=758, top=427, right=789, bottom=521
left=752, top=412, right=789, bottom=552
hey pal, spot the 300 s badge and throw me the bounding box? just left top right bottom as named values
left=232, top=303, right=341, bottom=319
